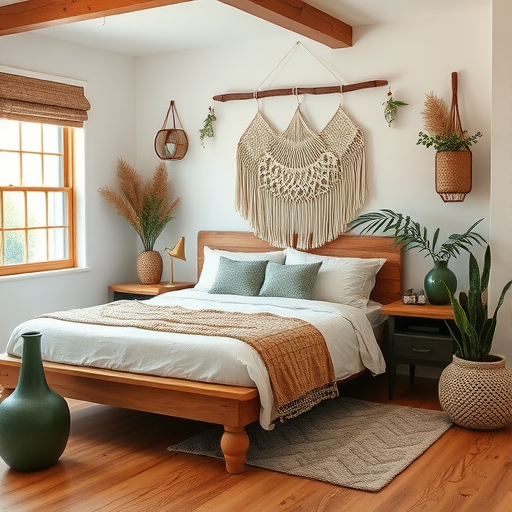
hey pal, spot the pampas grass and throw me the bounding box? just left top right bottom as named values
left=99, top=158, right=180, bottom=251
left=421, top=92, right=451, bottom=136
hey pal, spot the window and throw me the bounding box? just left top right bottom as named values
left=0, top=70, right=89, bottom=277
left=0, top=120, right=76, bottom=276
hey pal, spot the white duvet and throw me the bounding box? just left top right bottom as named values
left=6, top=289, right=386, bottom=430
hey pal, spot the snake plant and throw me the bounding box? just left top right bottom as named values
left=445, top=245, right=512, bottom=361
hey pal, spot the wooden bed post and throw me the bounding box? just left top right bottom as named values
left=221, top=426, right=250, bottom=474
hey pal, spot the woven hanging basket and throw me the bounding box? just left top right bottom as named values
left=434, top=72, right=473, bottom=202
left=154, top=100, right=189, bottom=161
left=439, top=355, right=512, bottom=429
left=435, top=150, right=472, bottom=202
left=136, top=251, right=163, bottom=285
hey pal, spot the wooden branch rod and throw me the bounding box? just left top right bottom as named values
left=213, top=80, right=388, bottom=102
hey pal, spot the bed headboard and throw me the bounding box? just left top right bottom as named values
left=197, top=231, right=402, bottom=305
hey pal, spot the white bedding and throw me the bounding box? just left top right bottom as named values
left=6, top=289, right=386, bottom=430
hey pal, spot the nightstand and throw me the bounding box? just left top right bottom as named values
left=108, top=282, right=195, bottom=301
left=381, top=300, right=455, bottom=399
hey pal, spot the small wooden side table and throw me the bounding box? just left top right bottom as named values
left=108, top=282, right=195, bottom=301
left=381, top=300, right=455, bottom=399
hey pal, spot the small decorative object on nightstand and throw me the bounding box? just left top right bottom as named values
left=382, top=300, right=455, bottom=399
left=165, top=237, right=186, bottom=285
left=108, top=282, right=194, bottom=302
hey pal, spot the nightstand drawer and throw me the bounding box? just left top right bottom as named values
left=393, top=333, right=453, bottom=363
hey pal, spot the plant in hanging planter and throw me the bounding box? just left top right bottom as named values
left=439, top=245, right=512, bottom=429
left=348, top=209, right=486, bottom=304
left=99, top=158, right=180, bottom=284
left=416, top=91, right=482, bottom=151
left=416, top=73, right=482, bottom=202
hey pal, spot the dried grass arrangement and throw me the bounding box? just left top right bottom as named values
left=417, top=74, right=482, bottom=152
left=99, top=158, right=180, bottom=251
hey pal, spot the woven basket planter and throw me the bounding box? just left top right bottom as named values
left=439, top=355, right=512, bottom=429
left=136, top=251, right=163, bottom=285
left=435, top=150, right=472, bottom=202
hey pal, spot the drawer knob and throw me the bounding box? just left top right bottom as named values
left=412, top=348, right=432, bottom=353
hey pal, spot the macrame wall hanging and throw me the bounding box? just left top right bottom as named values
left=214, top=42, right=388, bottom=249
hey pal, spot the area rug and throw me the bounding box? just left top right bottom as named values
left=168, top=397, right=452, bottom=492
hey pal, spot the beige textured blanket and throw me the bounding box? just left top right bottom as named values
left=41, top=300, right=338, bottom=422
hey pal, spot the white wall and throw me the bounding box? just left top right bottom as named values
left=490, top=0, right=512, bottom=359
left=136, top=11, right=491, bottom=301
left=0, top=33, right=138, bottom=351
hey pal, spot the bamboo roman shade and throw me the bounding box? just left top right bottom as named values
left=0, top=72, right=90, bottom=127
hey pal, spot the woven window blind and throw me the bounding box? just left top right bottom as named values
left=0, top=72, right=90, bottom=127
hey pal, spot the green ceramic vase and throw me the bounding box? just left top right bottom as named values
left=424, top=260, right=457, bottom=305
left=0, top=331, right=70, bottom=471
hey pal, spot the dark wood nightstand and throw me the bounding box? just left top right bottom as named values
left=381, top=300, right=455, bottom=399
left=108, top=282, right=195, bottom=301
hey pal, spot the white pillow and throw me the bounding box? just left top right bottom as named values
left=284, top=248, right=386, bottom=308
left=195, top=246, right=286, bottom=292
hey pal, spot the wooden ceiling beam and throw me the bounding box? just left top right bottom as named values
left=0, top=0, right=352, bottom=48
left=218, top=0, right=352, bottom=48
left=0, top=0, right=193, bottom=36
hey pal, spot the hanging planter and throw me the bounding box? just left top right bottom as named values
left=435, top=150, right=472, bottom=202
left=154, top=100, right=189, bottom=160
left=417, top=72, right=482, bottom=202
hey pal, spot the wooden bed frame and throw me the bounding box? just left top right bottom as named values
left=0, top=231, right=402, bottom=474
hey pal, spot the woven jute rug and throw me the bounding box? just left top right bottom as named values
left=168, top=397, right=452, bottom=492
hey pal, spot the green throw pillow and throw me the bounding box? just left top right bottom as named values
left=259, top=261, right=322, bottom=300
left=209, top=257, right=268, bottom=296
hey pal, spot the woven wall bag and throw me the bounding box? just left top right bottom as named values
left=439, top=354, right=512, bottom=429
left=154, top=100, right=189, bottom=161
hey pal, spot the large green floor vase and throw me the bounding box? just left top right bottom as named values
left=0, top=331, right=70, bottom=471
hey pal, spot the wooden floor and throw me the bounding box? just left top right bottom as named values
left=1, top=373, right=511, bottom=512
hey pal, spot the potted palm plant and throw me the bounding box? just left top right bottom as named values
left=439, top=245, right=512, bottom=429
left=99, top=158, right=180, bottom=284
left=348, top=209, right=486, bottom=304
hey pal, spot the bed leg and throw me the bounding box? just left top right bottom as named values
left=0, top=388, right=14, bottom=403
left=220, top=426, right=249, bottom=474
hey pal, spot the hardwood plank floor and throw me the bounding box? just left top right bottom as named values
left=1, top=373, right=511, bottom=511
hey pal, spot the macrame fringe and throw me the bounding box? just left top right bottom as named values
left=236, top=105, right=367, bottom=249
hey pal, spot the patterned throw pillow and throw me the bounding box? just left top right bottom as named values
left=209, top=257, right=268, bottom=296
left=259, top=261, right=322, bottom=300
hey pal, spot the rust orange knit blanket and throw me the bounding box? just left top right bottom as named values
left=41, top=300, right=338, bottom=422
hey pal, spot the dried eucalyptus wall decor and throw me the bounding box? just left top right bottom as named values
left=199, top=106, right=216, bottom=148
left=383, top=87, right=408, bottom=127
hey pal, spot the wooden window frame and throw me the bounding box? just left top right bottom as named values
left=0, top=123, right=76, bottom=277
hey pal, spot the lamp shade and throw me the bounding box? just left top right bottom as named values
left=166, top=237, right=186, bottom=261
